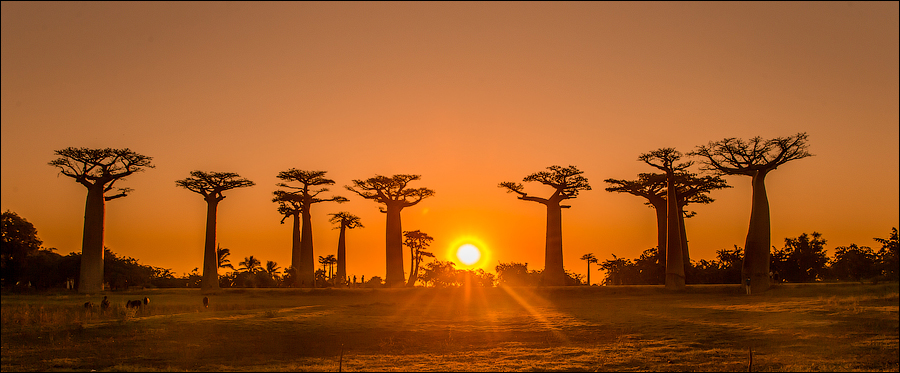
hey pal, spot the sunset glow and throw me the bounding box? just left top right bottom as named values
left=456, top=244, right=481, bottom=265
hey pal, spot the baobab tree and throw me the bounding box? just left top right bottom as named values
left=49, top=147, right=154, bottom=293
left=176, top=171, right=255, bottom=293
left=346, top=174, right=435, bottom=287
left=272, top=190, right=302, bottom=286
left=328, top=212, right=363, bottom=287
left=690, top=133, right=812, bottom=293
left=638, top=149, right=692, bottom=290
left=274, top=169, right=347, bottom=287
left=580, top=253, right=598, bottom=286
left=404, top=230, right=435, bottom=287
left=499, top=165, right=591, bottom=286
left=605, top=172, right=730, bottom=282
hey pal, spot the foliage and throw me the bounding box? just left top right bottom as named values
left=774, top=232, right=829, bottom=283
left=874, top=227, right=898, bottom=280
left=495, top=262, right=542, bottom=286
left=1, top=211, right=44, bottom=287
left=830, top=244, right=878, bottom=282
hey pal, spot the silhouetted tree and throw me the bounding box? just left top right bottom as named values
left=599, top=254, right=639, bottom=285
left=239, top=255, right=262, bottom=273
left=691, top=133, right=812, bottom=292
left=776, top=232, right=828, bottom=283
left=580, top=253, right=598, bottom=286
left=495, top=262, right=542, bottom=287
left=638, top=149, right=692, bottom=290
left=499, top=165, right=591, bottom=286
left=874, top=227, right=898, bottom=280
left=403, top=230, right=435, bottom=287
left=830, top=244, right=878, bottom=282
left=1, top=211, right=43, bottom=287
left=49, top=147, right=154, bottom=293
left=328, top=212, right=363, bottom=287
left=420, top=260, right=458, bottom=287
left=273, top=190, right=302, bottom=285
left=176, top=170, right=255, bottom=293
left=346, top=174, right=435, bottom=287
left=275, top=169, right=347, bottom=287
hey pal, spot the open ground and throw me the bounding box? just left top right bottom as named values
left=1, top=283, right=897, bottom=372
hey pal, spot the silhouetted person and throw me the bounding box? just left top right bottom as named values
left=203, top=296, right=209, bottom=308
left=100, top=296, right=110, bottom=313
left=745, top=277, right=751, bottom=295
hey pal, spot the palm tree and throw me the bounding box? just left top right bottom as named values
left=265, top=260, right=281, bottom=276
left=217, top=245, right=235, bottom=272
left=580, top=253, right=598, bottom=286
left=239, top=256, right=262, bottom=273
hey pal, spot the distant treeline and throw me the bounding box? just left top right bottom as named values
left=600, top=228, right=899, bottom=286
left=2, top=211, right=896, bottom=290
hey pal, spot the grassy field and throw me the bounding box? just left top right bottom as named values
left=1, top=282, right=897, bottom=372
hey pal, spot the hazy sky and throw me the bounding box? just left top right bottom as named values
left=2, top=2, right=898, bottom=283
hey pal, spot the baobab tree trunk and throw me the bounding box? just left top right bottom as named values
left=78, top=184, right=106, bottom=294
left=679, top=209, right=690, bottom=277
left=543, top=204, right=566, bottom=286
left=290, top=212, right=301, bottom=287
left=385, top=205, right=405, bottom=287
left=652, top=200, right=667, bottom=284
left=742, top=170, right=771, bottom=293
left=201, top=197, right=220, bottom=293
left=300, top=207, right=315, bottom=287
left=665, top=173, right=685, bottom=290
left=336, top=224, right=347, bottom=287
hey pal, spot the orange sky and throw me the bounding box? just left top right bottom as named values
left=2, top=2, right=898, bottom=284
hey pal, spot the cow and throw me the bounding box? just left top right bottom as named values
left=126, top=299, right=143, bottom=310
left=100, top=296, right=110, bottom=313
left=202, top=296, right=209, bottom=308
left=83, top=301, right=95, bottom=317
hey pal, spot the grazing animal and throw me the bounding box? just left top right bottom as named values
left=84, top=301, right=95, bottom=309
left=126, top=299, right=143, bottom=309
left=100, top=296, right=110, bottom=313
left=202, top=296, right=209, bottom=308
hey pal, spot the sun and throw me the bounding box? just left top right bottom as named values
left=456, top=244, right=482, bottom=265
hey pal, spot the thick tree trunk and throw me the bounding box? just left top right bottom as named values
left=652, top=200, right=667, bottom=284
left=201, top=197, right=220, bottom=293
left=290, top=212, right=301, bottom=287
left=385, top=205, right=405, bottom=287
left=543, top=204, right=566, bottom=286
left=299, top=206, right=315, bottom=287
left=665, top=173, right=685, bottom=290
left=742, top=170, right=771, bottom=293
left=78, top=185, right=106, bottom=294
left=679, top=208, right=690, bottom=276
left=336, top=225, right=347, bottom=286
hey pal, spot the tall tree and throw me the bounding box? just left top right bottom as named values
left=346, top=174, right=435, bottom=287
left=638, top=148, right=692, bottom=290
left=605, top=171, right=730, bottom=282
left=1, top=211, right=43, bottom=287
left=328, top=212, right=363, bottom=287
left=176, top=171, right=255, bottom=293
left=691, top=133, right=812, bottom=292
left=580, top=253, right=598, bottom=286
left=49, top=147, right=154, bottom=293
left=403, top=230, right=435, bottom=287
left=500, top=165, right=591, bottom=286
left=275, top=169, right=347, bottom=287
left=238, top=255, right=262, bottom=273
left=272, top=190, right=303, bottom=286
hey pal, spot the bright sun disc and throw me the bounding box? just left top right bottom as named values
left=456, top=244, right=481, bottom=265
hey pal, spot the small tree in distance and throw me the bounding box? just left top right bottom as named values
left=176, top=171, right=255, bottom=293
left=329, top=212, right=363, bottom=287
left=580, top=253, right=598, bottom=286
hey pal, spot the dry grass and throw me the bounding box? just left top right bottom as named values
left=2, top=283, right=897, bottom=372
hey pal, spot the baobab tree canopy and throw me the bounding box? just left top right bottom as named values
left=690, top=132, right=813, bottom=293
left=346, top=174, right=435, bottom=287
left=499, top=165, right=591, bottom=286
left=274, top=169, right=347, bottom=287
left=176, top=170, right=254, bottom=293
left=49, top=147, right=154, bottom=294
